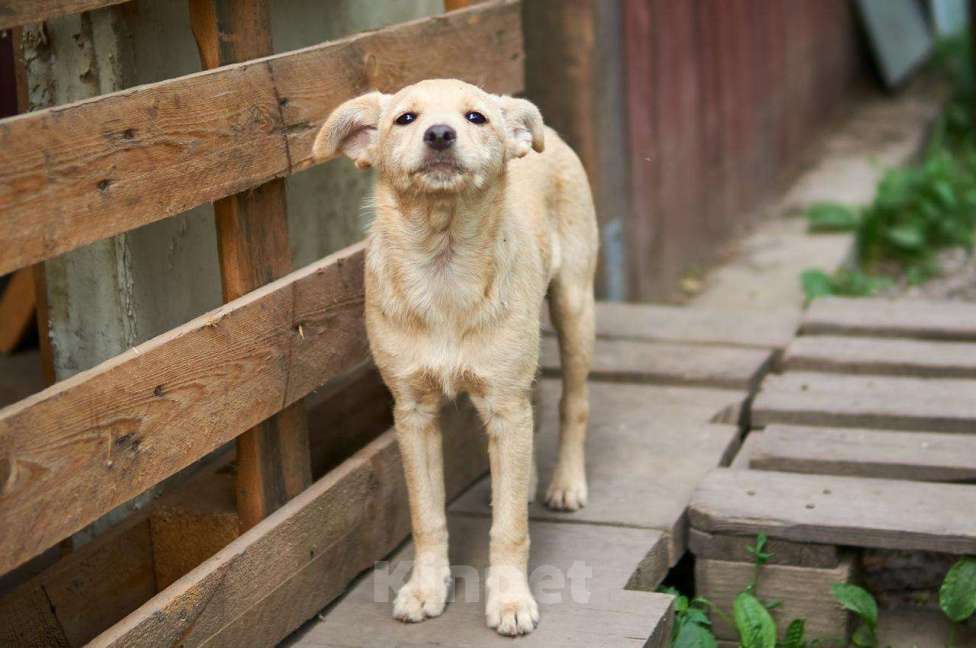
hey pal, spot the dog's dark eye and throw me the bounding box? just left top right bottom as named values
left=394, top=112, right=417, bottom=126
left=465, top=111, right=487, bottom=125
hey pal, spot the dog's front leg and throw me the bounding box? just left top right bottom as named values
left=392, top=398, right=450, bottom=623
left=476, top=394, right=539, bottom=636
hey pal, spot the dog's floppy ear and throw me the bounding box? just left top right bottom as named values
left=312, top=91, right=388, bottom=169
left=496, top=95, right=545, bottom=158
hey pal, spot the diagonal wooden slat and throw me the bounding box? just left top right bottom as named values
left=0, top=0, right=523, bottom=276
left=0, top=0, right=131, bottom=31
left=0, top=243, right=366, bottom=576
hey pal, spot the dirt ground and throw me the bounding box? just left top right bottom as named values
left=885, top=247, right=976, bottom=302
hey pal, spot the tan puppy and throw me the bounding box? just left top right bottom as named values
left=313, top=79, right=597, bottom=636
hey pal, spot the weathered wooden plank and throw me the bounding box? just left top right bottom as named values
left=0, top=513, right=155, bottom=648
left=190, top=0, right=312, bottom=531
left=0, top=0, right=523, bottom=276
left=688, top=527, right=840, bottom=568
left=90, top=421, right=488, bottom=648
left=690, top=468, right=976, bottom=554
left=763, top=371, right=976, bottom=400
left=751, top=425, right=976, bottom=483
left=802, top=297, right=976, bottom=341
left=0, top=0, right=129, bottom=30
left=292, top=516, right=674, bottom=648
left=783, top=335, right=976, bottom=378
left=877, top=607, right=976, bottom=647
left=541, top=336, right=773, bottom=390
left=451, top=379, right=744, bottom=565
left=541, top=301, right=798, bottom=349
left=0, top=243, right=367, bottom=575
left=752, top=387, right=976, bottom=434
left=729, top=431, right=760, bottom=469
left=0, top=267, right=35, bottom=353
left=696, top=556, right=852, bottom=641
left=0, top=582, right=70, bottom=648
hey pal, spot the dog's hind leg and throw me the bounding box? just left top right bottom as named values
left=391, top=393, right=451, bottom=623
left=544, top=275, right=595, bottom=511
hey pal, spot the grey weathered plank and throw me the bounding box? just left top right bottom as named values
left=688, top=528, right=840, bottom=568
left=762, top=371, right=976, bottom=400
left=289, top=516, right=674, bottom=648
left=542, top=301, right=799, bottom=349
left=729, top=432, right=761, bottom=469
left=91, top=422, right=488, bottom=648
left=696, top=556, right=853, bottom=641
left=752, top=388, right=976, bottom=433
left=751, top=425, right=976, bottom=482
left=450, top=379, right=744, bottom=565
left=783, top=335, right=976, bottom=378
left=877, top=607, right=976, bottom=647
left=803, top=297, right=976, bottom=341
left=541, top=336, right=774, bottom=390
left=690, top=468, right=976, bottom=554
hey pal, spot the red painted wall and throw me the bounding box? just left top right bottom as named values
left=621, top=0, right=864, bottom=300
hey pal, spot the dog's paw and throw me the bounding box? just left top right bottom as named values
left=544, top=474, right=588, bottom=511
left=486, top=585, right=539, bottom=636
left=392, top=569, right=450, bottom=623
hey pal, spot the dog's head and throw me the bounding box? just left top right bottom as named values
left=312, top=79, right=544, bottom=194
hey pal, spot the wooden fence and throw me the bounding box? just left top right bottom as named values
left=0, top=1, right=519, bottom=645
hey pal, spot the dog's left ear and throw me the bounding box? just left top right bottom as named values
left=496, top=96, right=545, bottom=158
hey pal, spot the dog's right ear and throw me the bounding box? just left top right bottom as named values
left=312, top=91, right=388, bottom=169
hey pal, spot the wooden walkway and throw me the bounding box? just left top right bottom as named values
left=288, top=296, right=976, bottom=646
left=286, top=302, right=795, bottom=646
left=694, top=297, right=976, bottom=645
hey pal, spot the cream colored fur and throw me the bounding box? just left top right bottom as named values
left=314, top=79, right=598, bottom=637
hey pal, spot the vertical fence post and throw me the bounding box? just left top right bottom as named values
left=188, top=0, right=312, bottom=530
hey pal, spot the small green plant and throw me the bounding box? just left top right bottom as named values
left=735, top=591, right=777, bottom=648
left=745, top=534, right=772, bottom=594
left=830, top=584, right=879, bottom=647
left=660, top=585, right=718, bottom=648
left=800, top=32, right=976, bottom=301
left=801, top=268, right=893, bottom=301
left=663, top=537, right=976, bottom=646
left=940, top=556, right=976, bottom=647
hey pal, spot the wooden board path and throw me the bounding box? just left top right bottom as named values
left=451, top=379, right=744, bottom=565
left=783, top=335, right=976, bottom=378
left=541, top=336, right=773, bottom=390
left=542, top=301, right=799, bottom=349
left=690, top=468, right=976, bottom=555
left=287, top=516, right=674, bottom=648
left=750, top=424, right=976, bottom=482
left=802, top=296, right=976, bottom=341
left=754, top=371, right=976, bottom=432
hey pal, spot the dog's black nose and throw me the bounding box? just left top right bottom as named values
left=423, top=124, right=456, bottom=151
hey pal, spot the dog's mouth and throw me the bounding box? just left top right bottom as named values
left=415, top=155, right=465, bottom=177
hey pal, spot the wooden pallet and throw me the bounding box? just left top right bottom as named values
left=693, top=297, right=976, bottom=642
